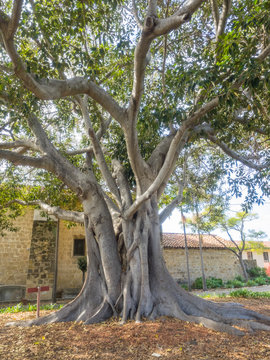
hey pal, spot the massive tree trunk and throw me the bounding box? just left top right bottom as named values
left=8, top=193, right=270, bottom=335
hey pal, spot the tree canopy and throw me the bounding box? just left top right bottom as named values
left=1, top=0, right=270, bottom=334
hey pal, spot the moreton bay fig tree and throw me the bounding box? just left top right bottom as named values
left=1, top=0, right=270, bottom=334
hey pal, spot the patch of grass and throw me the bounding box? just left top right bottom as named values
left=229, top=289, right=270, bottom=298
left=199, top=293, right=227, bottom=299
left=200, top=289, right=270, bottom=299
left=0, top=303, right=63, bottom=314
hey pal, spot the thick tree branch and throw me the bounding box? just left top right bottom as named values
left=125, top=36, right=270, bottom=217
left=0, top=139, right=41, bottom=153
left=124, top=95, right=221, bottom=219
left=210, top=0, right=219, bottom=32
left=152, top=0, right=204, bottom=36
left=79, top=96, right=121, bottom=205
left=147, top=0, right=158, bottom=17
left=0, top=16, right=125, bottom=124
left=123, top=120, right=151, bottom=192
left=129, top=0, right=204, bottom=115
left=216, top=0, right=231, bottom=40
left=2, top=199, right=84, bottom=223
left=125, top=0, right=205, bottom=189
left=112, top=159, right=133, bottom=210
left=27, top=115, right=57, bottom=156
left=7, top=0, right=23, bottom=39
left=147, top=132, right=176, bottom=175
left=124, top=129, right=190, bottom=219
left=26, top=114, right=94, bottom=194
left=0, top=149, right=50, bottom=169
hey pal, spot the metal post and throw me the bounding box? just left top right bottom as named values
left=37, top=286, right=41, bottom=318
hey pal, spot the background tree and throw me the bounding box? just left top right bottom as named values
left=1, top=0, right=270, bottom=334
left=205, top=209, right=267, bottom=281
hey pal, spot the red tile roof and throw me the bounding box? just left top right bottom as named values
left=162, top=233, right=233, bottom=249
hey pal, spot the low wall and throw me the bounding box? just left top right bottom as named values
left=0, top=285, right=25, bottom=302
left=163, top=248, right=243, bottom=284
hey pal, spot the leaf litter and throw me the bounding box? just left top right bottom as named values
left=1, top=298, right=270, bottom=359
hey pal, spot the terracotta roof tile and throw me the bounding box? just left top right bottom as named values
left=162, top=233, right=233, bottom=249
left=261, top=241, right=270, bottom=249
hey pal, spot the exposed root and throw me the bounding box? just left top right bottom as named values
left=84, top=301, right=112, bottom=324
left=192, top=316, right=245, bottom=336
left=5, top=284, right=270, bottom=336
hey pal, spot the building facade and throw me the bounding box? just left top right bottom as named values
left=162, top=233, right=244, bottom=283
left=1, top=211, right=263, bottom=302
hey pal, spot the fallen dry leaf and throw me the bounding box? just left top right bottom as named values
left=1, top=298, right=270, bottom=359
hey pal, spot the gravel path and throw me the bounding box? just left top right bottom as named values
left=192, top=284, right=270, bottom=297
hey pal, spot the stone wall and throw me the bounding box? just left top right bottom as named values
left=25, top=220, right=57, bottom=300
left=0, top=209, right=33, bottom=286
left=56, top=222, right=86, bottom=294
left=163, top=248, right=243, bottom=284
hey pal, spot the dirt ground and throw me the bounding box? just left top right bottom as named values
left=1, top=298, right=270, bottom=360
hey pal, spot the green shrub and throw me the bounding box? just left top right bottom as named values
left=181, top=284, right=188, bottom=291
left=235, top=275, right=245, bottom=282
left=247, top=267, right=267, bottom=279
left=206, top=277, right=223, bottom=289
left=254, top=276, right=267, bottom=286
left=246, top=279, right=257, bottom=287
left=224, top=279, right=244, bottom=288
left=224, top=280, right=233, bottom=288
left=77, top=256, right=87, bottom=273
left=192, top=277, right=224, bottom=289
left=192, top=277, right=203, bottom=289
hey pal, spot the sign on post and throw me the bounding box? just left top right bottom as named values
left=27, top=286, right=49, bottom=318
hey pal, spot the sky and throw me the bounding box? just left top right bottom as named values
left=162, top=200, right=270, bottom=242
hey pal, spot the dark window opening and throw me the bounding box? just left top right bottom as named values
left=73, top=238, right=85, bottom=256
left=263, top=252, right=269, bottom=263
left=247, top=251, right=253, bottom=260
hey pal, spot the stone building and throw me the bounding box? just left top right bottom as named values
left=1, top=210, right=261, bottom=302
left=162, top=233, right=243, bottom=284
left=0, top=209, right=85, bottom=302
